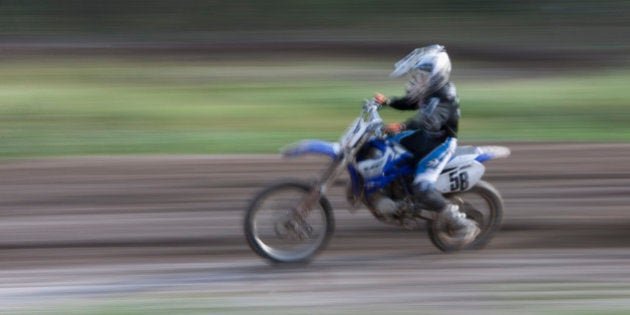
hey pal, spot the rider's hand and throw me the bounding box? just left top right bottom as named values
left=384, top=123, right=405, bottom=135
left=374, top=93, right=389, bottom=106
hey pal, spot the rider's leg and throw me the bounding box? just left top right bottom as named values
left=412, top=138, right=479, bottom=243
left=411, top=137, right=457, bottom=201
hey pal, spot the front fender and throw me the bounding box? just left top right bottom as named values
left=281, top=139, right=341, bottom=159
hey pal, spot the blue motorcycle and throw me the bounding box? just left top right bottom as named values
left=244, top=98, right=510, bottom=264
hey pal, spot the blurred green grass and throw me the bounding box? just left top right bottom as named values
left=0, top=58, right=629, bottom=157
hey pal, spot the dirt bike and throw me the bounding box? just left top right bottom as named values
left=244, top=97, right=510, bottom=264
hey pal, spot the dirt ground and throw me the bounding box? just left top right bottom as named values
left=2, top=142, right=630, bottom=314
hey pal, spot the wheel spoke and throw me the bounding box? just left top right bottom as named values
left=429, top=181, right=503, bottom=252
left=244, top=181, right=333, bottom=263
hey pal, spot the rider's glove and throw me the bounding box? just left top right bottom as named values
left=384, top=123, right=405, bottom=135
left=374, top=93, right=389, bottom=106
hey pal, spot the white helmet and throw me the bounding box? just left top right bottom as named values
left=390, top=44, right=451, bottom=100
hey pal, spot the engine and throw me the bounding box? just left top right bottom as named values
left=355, top=146, right=389, bottom=179
left=351, top=139, right=423, bottom=228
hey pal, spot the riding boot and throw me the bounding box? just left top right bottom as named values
left=437, top=204, right=480, bottom=244
left=413, top=184, right=479, bottom=245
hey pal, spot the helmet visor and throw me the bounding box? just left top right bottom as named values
left=405, top=70, right=430, bottom=96
left=390, top=45, right=444, bottom=78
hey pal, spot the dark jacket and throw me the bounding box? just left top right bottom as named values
left=388, top=82, right=460, bottom=158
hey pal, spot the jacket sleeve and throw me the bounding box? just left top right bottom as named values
left=399, top=97, right=450, bottom=131
left=420, top=98, right=451, bottom=132
left=388, top=96, right=419, bottom=111
left=403, top=115, right=422, bottom=130
left=388, top=97, right=421, bottom=130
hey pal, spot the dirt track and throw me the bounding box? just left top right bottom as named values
left=2, top=143, right=630, bottom=314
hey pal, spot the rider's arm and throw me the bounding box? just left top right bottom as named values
left=421, top=98, right=451, bottom=132
left=402, top=97, right=450, bottom=131
left=388, top=97, right=419, bottom=111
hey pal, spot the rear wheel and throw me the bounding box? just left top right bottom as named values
left=428, top=180, right=503, bottom=252
left=244, top=180, right=335, bottom=264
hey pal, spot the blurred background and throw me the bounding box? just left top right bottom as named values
left=1, top=0, right=629, bottom=157
left=3, top=2, right=630, bottom=314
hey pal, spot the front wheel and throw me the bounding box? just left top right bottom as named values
left=428, top=180, right=504, bottom=252
left=244, top=180, right=335, bottom=264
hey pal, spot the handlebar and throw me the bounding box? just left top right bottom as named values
left=364, top=98, right=384, bottom=110
left=362, top=98, right=386, bottom=138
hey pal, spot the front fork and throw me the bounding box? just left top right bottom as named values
left=295, top=155, right=346, bottom=218
left=281, top=156, right=346, bottom=239
left=294, top=129, right=370, bottom=215
left=291, top=133, right=371, bottom=233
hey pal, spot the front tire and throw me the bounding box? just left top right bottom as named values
left=244, top=180, right=335, bottom=264
left=428, top=180, right=503, bottom=252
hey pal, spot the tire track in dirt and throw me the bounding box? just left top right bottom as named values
left=2, top=143, right=630, bottom=314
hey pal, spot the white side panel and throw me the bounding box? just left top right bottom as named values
left=444, top=154, right=477, bottom=170
left=435, top=161, right=485, bottom=193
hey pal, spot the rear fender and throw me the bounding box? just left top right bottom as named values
left=475, top=146, right=511, bottom=163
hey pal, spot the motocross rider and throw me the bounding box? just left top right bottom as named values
left=374, top=44, right=479, bottom=244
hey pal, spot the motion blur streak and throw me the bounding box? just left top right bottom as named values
left=2, top=143, right=630, bottom=314
left=1, top=1, right=630, bottom=314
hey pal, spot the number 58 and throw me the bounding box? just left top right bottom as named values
left=449, top=171, right=469, bottom=191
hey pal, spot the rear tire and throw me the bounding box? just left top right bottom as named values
left=244, top=180, right=335, bottom=264
left=428, top=180, right=503, bottom=252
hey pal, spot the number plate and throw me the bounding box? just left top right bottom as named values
left=339, top=118, right=367, bottom=148
left=435, top=161, right=485, bottom=193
